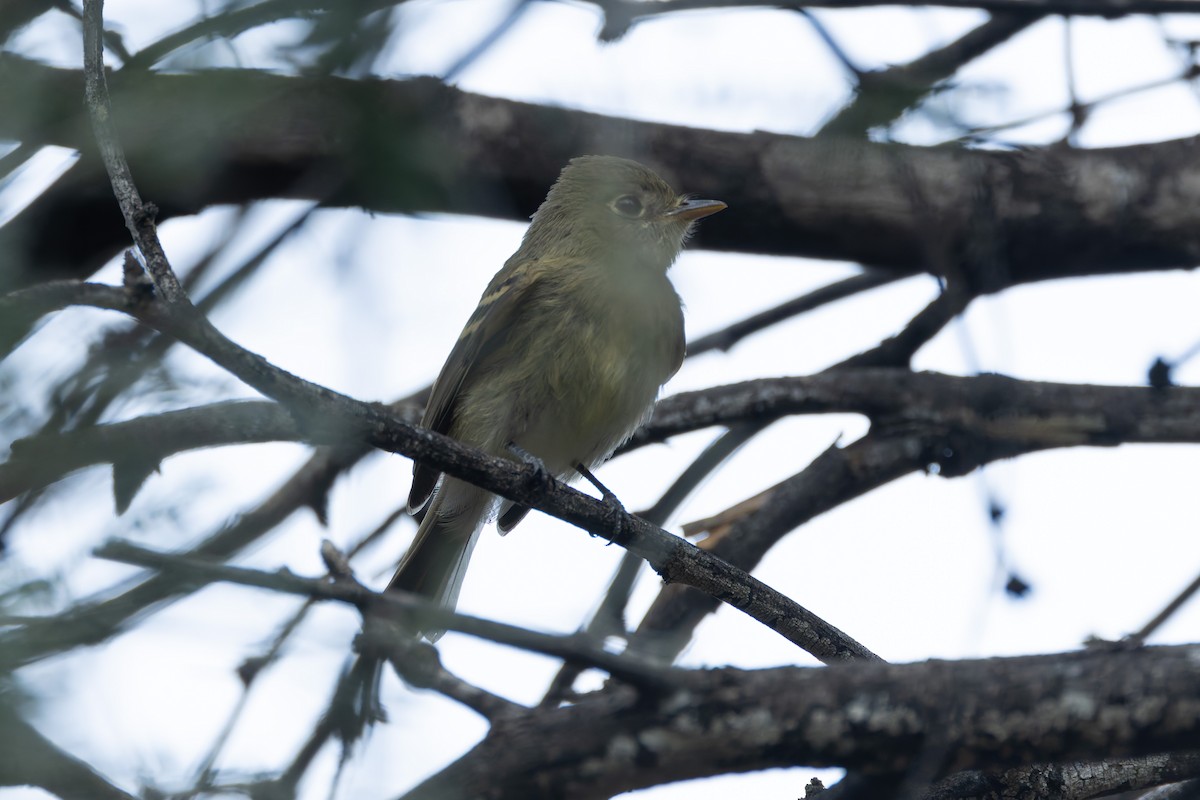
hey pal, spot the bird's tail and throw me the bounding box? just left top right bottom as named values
left=335, top=479, right=490, bottom=748
left=387, top=478, right=490, bottom=637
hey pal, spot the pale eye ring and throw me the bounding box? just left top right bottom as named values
left=612, top=194, right=644, bottom=218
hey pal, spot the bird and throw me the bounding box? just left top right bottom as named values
left=331, top=156, right=724, bottom=744
left=388, top=155, right=725, bottom=638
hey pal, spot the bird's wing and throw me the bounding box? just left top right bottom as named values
left=407, top=257, right=543, bottom=514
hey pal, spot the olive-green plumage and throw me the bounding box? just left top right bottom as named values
left=389, top=155, right=725, bottom=638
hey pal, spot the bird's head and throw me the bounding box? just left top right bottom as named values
left=520, top=155, right=725, bottom=271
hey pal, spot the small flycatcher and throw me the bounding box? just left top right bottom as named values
left=392, top=155, right=725, bottom=636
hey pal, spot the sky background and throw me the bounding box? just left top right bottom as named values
left=4, top=1, right=1200, bottom=798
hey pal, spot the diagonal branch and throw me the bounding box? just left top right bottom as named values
left=541, top=423, right=764, bottom=706
left=0, top=700, right=136, bottom=800
left=835, top=281, right=973, bottom=367
left=685, top=269, right=905, bottom=357
left=629, top=432, right=921, bottom=662
left=0, top=285, right=876, bottom=664
left=817, top=12, right=1040, bottom=138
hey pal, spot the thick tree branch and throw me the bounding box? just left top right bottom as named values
left=90, top=543, right=1200, bottom=798
left=5, top=57, right=1200, bottom=292
left=404, top=644, right=1200, bottom=800
left=926, top=751, right=1200, bottom=799
left=636, top=370, right=1200, bottom=451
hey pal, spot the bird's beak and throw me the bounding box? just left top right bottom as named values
left=667, top=198, right=727, bottom=221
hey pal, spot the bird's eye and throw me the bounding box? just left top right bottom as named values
left=612, top=194, right=644, bottom=218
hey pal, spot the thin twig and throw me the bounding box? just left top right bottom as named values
left=191, top=597, right=318, bottom=790
left=1130, top=569, right=1200, bottom=645
left=834, top=283, right=972, bottom=368
left=956, top=63, right=1200, bottom=141
left=82, top=0, right=185, bottom=305
left=796, top=8, right=864, bottom=79
left=686, top=270, right=904, bottom=358
left=818, top=12, right=1040, bottom=138
left=94, top=539, right=679, bottom=692
left=0, top=440, right=377, bottom=668
left=366, top=628, right=522, bottom=720
left=443, top=0, right=533, bottom=81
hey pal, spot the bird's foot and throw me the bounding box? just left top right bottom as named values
left=507, top=442, right=555, bottom=499
left=577, top=463, right=626, bottom=545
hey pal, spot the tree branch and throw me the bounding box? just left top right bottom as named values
left=10, top=352, right=1200, bottom=518
left=1, top=399, right=304, bottom=506
left=93, top=539, right=679, bottom=695
left=0, top=440, right=373, bottom=667
left=5, top=57, right=1200, bottom=292
left=595, top=0, right=1200, bottom=35
left=0, top=700, right=136, bottom=800
left=817, top=12, right=1040, bottom=138
left=635, top=370, right=1200, bottom=452
left=686, top=269, right=906, bottom=357
left=82, top=0, right=184, bottom=306
left=403, top=644, right=1200, bottom=800
left=630, top=357, right=1200, bottom=659
left=926, top=751, right=1200, bottom=799
left=1, top=284, right=876, bottom=664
